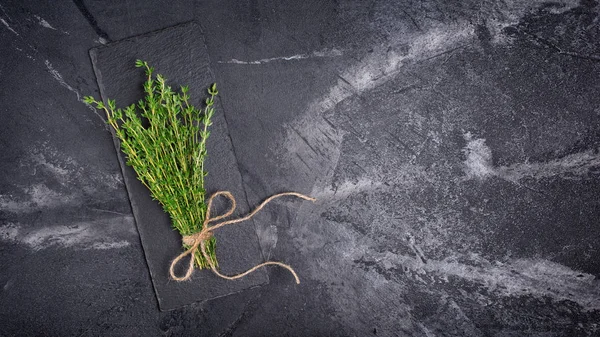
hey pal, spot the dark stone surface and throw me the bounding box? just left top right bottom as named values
left=1, top=0, right=600, bottom=335
left=90, top=22, right=268, bottom=310
left=0, top=1, right=158, bottom=335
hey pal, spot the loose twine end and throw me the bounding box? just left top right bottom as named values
left=169, top=191, right=315, bottom=283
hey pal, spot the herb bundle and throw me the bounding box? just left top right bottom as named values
left=84, top=60, right=218, bottom=269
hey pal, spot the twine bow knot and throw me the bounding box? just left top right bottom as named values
left=169, top=191, right=316, bottom=283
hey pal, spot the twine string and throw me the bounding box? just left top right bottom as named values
left=169, top=191, right=316, bottom=283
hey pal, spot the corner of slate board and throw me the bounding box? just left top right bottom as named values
left=89, top=22, right=268, bottom=311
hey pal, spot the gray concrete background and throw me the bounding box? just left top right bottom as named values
left=1, top=0, right=599, bottom=336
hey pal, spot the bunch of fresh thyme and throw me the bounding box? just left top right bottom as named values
left=84, top=60, right=218, bottom=269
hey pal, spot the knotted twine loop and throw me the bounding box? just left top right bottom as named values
left=169, top=191, right=316, bottom=283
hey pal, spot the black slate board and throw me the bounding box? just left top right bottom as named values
left=89, top=22, right=268, bottom=311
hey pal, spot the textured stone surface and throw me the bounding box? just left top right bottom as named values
left=199, top=0, right=600, bottom=335
left=90, top=22, right=268, bottom=310
left=1, top=0, right=600, bottom=335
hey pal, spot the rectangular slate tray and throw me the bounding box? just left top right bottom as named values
left=90, top=22, right=268, bottom=311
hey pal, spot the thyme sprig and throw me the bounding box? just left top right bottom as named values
left=85, top=60, right=219, bottom=269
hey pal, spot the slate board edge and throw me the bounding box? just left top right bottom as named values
left=88, top=22, right=270, bottom=311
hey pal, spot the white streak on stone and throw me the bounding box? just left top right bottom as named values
left=0, top=218, right=135, bottom=251
left=498, top=149, right=600, bottom=181
left=309, top=26, right=473, bottom=115
left=0, top=18, right=18, bottom=35
left=45, top=60, right=105, bottom=123
left=463, top=132, right=494, bottom=179
left=0, top=184, right=72, bottom=213
left=315, top=178, right=383, bottom=200
left=463, top=132, right=600, bottom=181
left=92, top=241, right=130, bottom=250
left=34, top=15, right=56, bottom=30
left=45, top=60, right=81, bottom=100
left=219, top=48, right=343, bottom=65
left=378, top=251, right=600, bottom=310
